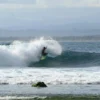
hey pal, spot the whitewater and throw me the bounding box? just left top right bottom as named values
left=0, top=37, right=100, bottom=85
left=0, top=37, right=62, bottom=66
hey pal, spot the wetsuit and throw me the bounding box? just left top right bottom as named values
left=42, top=47, right=48, bottom=56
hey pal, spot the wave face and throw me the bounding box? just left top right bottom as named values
left=31, top=42, right=100, bottom=67
left=0, top=37, right=62, bottom=67
left=0, top=38, right=100, bottom=67
left=32, top=51, right=100, bottom=67
left=0, top=40, right=100, bottom=85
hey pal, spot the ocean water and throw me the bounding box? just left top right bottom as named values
left=0, top=37, right=100, bottom=85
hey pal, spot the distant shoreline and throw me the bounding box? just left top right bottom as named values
left=0, top=35, right=100, bottom=42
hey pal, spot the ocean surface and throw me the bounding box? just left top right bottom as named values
left=0, top=37, right=100, bottom=85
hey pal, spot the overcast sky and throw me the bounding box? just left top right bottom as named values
left=0, top=0, right=100, bottom=36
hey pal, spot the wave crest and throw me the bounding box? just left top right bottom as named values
left=0, top=37, right=62, bottom=66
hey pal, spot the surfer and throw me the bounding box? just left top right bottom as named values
left=42, top=47, right=48, bottom=56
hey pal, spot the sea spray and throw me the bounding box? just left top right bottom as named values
left=0, top=37, right=62, bottom=66
left=0, top=41, right=100, bottom=85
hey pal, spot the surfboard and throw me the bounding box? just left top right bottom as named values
left=41, top=55, right=46, bottom=60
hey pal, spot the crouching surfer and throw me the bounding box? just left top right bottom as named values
left=41, top=47, right=48, bottom=60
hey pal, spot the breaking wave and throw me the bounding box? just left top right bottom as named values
left=0, top=37, right=62, bottom=67
left=0, top=37, right=100, bottom=67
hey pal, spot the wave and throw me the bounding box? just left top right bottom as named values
left=31, top=51, right=100, bottom=67
left=0, top=37, right=62, bottom=67
left=0, top=37, right=100, bottom=67
left=0, top=67, right=100, bottom=85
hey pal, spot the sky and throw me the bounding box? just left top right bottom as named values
left=0, top=0, right=100, bottom=37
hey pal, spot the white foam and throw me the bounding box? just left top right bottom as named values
left=0, top=67, right=100, bottom=85
left=0, top=37, right=62, bottom=66
left=0, top=96, right=46, bottom=100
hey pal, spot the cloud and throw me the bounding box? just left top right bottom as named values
left=0, top=0, right=36, bottom=4
left=0, top=0, right=99, bottom=11
left=0, top=0, right=47, bottom=9
left=0, top=4, right=34, bottom=9
left=40, top=0, right=100, bottom=7
left=0, top=0, right=100, bottom=9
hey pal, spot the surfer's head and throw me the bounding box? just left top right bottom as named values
left=42, top=47, right=48, bottom=56
left=43, top=47, right=47, bottom=49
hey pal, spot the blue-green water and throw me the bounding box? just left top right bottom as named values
left=0, top=38, right=100, bottom=85
left=32, top=42, right=100, bottom=67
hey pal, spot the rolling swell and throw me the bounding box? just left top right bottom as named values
left=30, top=51, right=100, bottom=67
